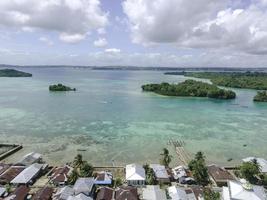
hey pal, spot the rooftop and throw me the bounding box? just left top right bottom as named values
left=207, top=164, right=234, bottom=182
left=115, top=186, right=138, bottom=200
left=0, top=166, right=25, bottom=184
left=150, top=164, right=169, bottom=179
left=17, top=152, right=42, bottom=166
left=11, top=163, right=43, bottom=184
left=223, top=180, right=266, bottom=200
left=32, top=187, right=54, bottom=200
left=126, top=163, right=145, bottom=181
left=142, top=185, right=167, bottom=200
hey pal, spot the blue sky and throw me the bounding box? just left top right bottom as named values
left=0, top=0, right=267, bottom=67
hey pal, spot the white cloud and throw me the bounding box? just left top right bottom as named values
left=0, top=0, right=108, bottom=43
left=105, top=48, right=121, bottom=53
left=94, top=38, right=108, bottom=47
left=59, top=33, right=86, bottom=43
left=122, top=0, right=267, bottom=55
left=39, top=36, right=54, bottom=46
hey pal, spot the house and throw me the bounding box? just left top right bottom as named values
left=94, top=171, right=113, bottom=185
left=53, top=186, right=74, bottom=200
left=172, top=166, right=187, bottom=180
left=67, top=194, right=93, bottom=200
left=149, top=164, right=170, bottom=183
left=0, top=166, right=25, bottom=184
left=142, top=185, right=167, bottom=200
left=115, top=186, right=138, bottom=200
left=11, top=163, right=44, bottom=185
left=73, top=178, right=95, bottom=197
left=222, top=179, right=266, bottom=200
left=190, top=186, right=204, bottom=200
left=33, top=187, right=54, bottom=200
left=207, top=164, right=234, bottom=186
left=0, top=163, right=10, bottom=176
left=0, top=186, right=6, bottom=197
left=5, top=185, right=30, bottom=200
left=168, top=186, right=203, bottom=200
left=126, top=164, right=145, bottom=186
left=96, top=187, right=113, bottom=200
left=242, top=157, right=267, bottom=173
left=16, top=152, right=42, bottom=166
left=49, top=165, right=73, bottom=186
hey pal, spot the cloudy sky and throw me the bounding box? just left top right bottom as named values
left=0, top=0, right=267, bottom=67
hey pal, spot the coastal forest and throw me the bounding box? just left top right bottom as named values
left=142, top=80, right=236, bottom=99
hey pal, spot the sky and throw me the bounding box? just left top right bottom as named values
left=0, top=0, right=267, bottom=68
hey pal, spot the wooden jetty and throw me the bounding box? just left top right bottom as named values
left=169, top=139, right=191, bottom=165
left=0, top=144, right=23, bottom=161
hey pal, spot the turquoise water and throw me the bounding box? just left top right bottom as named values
left=0, top=68, right=267, bottom=166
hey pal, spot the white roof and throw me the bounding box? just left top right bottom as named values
left=168, top=186, right=187, bottom=200
left=73, top=178, right=94, bottom=195
left=242, top=157, right=267, bottom=173
left=0, top=187, right=6, bottom=196
left=54, top=186, right=74, bottom=200
left=142, top=185, right=167, bottom=200
left=19, top=152, right=42, bottom=166
left=11, top=163, right=43, bottom=184
left=172, top=166, right=187, bottom=179
left=223, top=180, right=266, bottom=200
left=150, top=164, right=169, bottom=179
left=126, top=163, right=145, bottom=181
left=67, top=193, right=93, bottom=200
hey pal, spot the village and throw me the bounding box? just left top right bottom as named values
left=0, top=143, right=266, bottom=200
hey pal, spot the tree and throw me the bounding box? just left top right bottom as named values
left=5, top=184, right=11, bottom=194
left=73, top=154, right=84, bottom=169
left=239, top=159, right=261, bottom=184
left=203, top=188, right=220, bottom=200
left=160, top=148, right=173, bottom=167
left=143, top=163, right=157, bottom=185
left=114, top=177, right=123, bottom=187
left=188, top=151, right=210, bottom=186
left=80, top=162, right=94, bottom=177
left=68, top=169, right=79, bottom=185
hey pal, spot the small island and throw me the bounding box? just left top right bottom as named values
left=0, top=69, right=32, bottom=77
left=49, top=83, right=76, bottom=92
left=165, top=71, right=267, bottom=90
left=254, top=91, right=267, bottom=102
left=142, top=80, right=236, bottom=99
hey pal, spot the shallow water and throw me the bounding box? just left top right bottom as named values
left=0, top=68, right=267, bottom=166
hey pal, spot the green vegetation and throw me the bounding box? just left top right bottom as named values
left=49, top=83, right=76, bottom=91
left=68, top=154, right=93, bottom=184
left=160, top=148, right=173, bottom=167
left=113, top=177, right=123, bottom=187
left=168, top=71, right=267, bottom=90
left=0, top=69, right=32, bottom=77
left=143, top=164, right=157, bottom=185
left=238, top=159, right=261, bottom=184
left=142, top=80, right=236, bottom=99
left=203, top=189, right=220, bottom=200
left=188, top=152, right=210, bottom=186
left=254, top=91, right=267, bottom=102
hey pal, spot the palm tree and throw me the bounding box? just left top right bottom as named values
left=160, top=148, right=173, bottom=167
left=80, top=162, right=94, bottom=177
left=68, top=169, right=79, bottom=185
left=73, top=154, right=84, bottom=169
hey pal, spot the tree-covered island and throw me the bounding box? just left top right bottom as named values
left=165, top=71, right=267, bottom=90
left=49, top=83, right=76, bottom=91
left=0, top=69, right=32, bottom=77
left=142, top=79, right=236, bottom=99
left=253, top=91, right=267, bottom=102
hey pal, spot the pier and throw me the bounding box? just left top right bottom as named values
left=0, top=144, right=23, bottom=161
left=169, top=139, right=191, bottom=165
